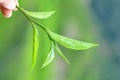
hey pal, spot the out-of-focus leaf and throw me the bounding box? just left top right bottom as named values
left=22, top=8, right=55, bottom=19
left=46, top=28, right=99, bottom=50
left=30, top=22, right=39, bottom=71
left=41, top=42, right=55, bottom=69
left=55, top=43, right=70, bottom=64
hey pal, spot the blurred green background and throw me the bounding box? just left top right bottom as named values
left=0, top=0, right=120, bottom=80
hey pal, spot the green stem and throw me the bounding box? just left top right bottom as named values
left=17, top=6, right=53, bottom=41
left=17, top=6, right=31, bottom=23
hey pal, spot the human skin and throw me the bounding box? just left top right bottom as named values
left=0, top=0, right=18, bottom=18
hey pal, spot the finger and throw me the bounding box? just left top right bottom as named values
left=1, top=6, right=12, bottom=18
left=1, top=0, right=16, bottom=10
left=0, top=0, right=4, bottom=3
left=0, top=4, right=1, bottom=10
left=14, top=0, right=19, bottom=6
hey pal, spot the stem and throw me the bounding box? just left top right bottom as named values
left=17, top=6, right=53, bottom=41
left=17, top=6, right=45, bottom=30
left=17, top=6, right=31, bottom=22
left=32, top=21, right=53, bottom=41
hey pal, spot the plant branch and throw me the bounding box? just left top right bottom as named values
left=17, top=6, right=53, bottom=41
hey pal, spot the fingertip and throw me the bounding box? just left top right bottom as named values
left=14, top=0, right=19, bottom=7
left=4, top=11, right=12, bottom=18
left=13, top=8, right=17, bottom=11
left=14, top=0, right=19, bottom=11
left=3, top=11, right=12, bottom=18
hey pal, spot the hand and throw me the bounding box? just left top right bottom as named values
left=0, top=0, right=18, bottom=18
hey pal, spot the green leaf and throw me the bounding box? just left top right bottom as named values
left=22, top=8, right=55, bottom=19
left=46, top=28, right=99, bottom=50
left=55, top=43, right=70, bottom=64
left=30, top=22, right=39, bottom=71
left=41, top=42, right=55, bottom=69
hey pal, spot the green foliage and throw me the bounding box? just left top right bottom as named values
left=17, top=6, right=99, bottom=70
left=41, top=41, right=55, bottom=69
left=55, top=43, right=70, bottom=64
left=22, top=8, right=55, bottom=19
left=46, top=28, right=99, bottom=50
left=30, top=22, right=39, bottom=71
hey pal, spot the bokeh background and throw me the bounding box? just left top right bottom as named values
left=0, top=0, right=120, bottom=80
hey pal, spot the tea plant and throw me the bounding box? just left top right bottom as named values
left=17, top=6, right=99, bottom=70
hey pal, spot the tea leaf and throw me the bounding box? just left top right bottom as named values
left=55, top=43, right=70, bottom=64
left=22, top=8, right=55, bottom=19
left=30, top=22, right=39, bottom=71
left=46, top=29, right=99, bottom=50
left=41, top=42, right=55, bottom=68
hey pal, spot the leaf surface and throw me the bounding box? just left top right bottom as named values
left=55, top=43, right=70, bottom=64
left=41, top=42, right=55, bottom=68
left=46, top=29, right=99, bottom=50
left=22, top=8, right=55, bottom=19
left=30, top=22, right=39, bottom=71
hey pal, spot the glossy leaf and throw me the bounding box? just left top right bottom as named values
left=55, top=43, right=70, bottom=64
left=46, top=28, right=99, bottom=50
left=22, top=8, right=55, bottom=19
left=30, top=22, right=39, bottom=71
left=41, top=42, right=55, bottom=68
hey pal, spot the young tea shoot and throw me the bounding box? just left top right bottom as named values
left=17, top=6, right=99, bottom=70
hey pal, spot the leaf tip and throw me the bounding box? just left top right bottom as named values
left=52, top=11, right=56, bottom=14
left=87, top=43, right=100, bottom=49
left=67, top=61, right=70, bottom=64
left=48, top=11, right=56, bottom=16
left=93, top=43, right=100, bottom=47
left=41, top=64, right=45, bottom=69
left=30, top=64, right=35, bottom=71
left=41, top=62, right=50, bottom=69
